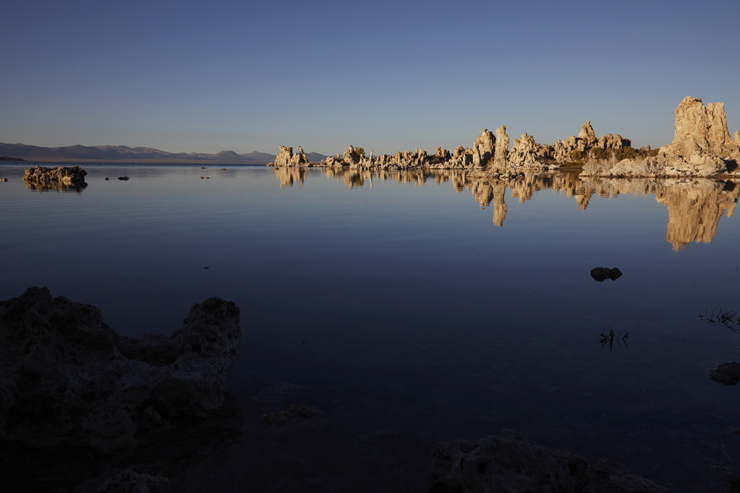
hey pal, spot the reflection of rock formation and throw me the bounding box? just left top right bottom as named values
left=22, top=165, right=88, bottom=192
left=306, top=168, right=740, bottom=249
left=655, top=180, right=738, bottom=250
left=274, top=166, right=308, bottom=187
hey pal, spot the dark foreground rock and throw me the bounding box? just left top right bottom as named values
left=0, top=287, right=243, bottom=492
left=430, top=429, right=666, bottom=492
left=709, top=361, right=740, bottom=386
left=0, top=287, right=241, bottom=452
left=22, top=165, right=88, bottom=192
left=591, top=267, right=622, bottom=282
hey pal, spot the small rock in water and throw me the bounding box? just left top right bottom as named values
left=591, top=267, right=622, bottom=282
left=105, top=177, right=109, bottom=181
left=0, top=178, right=7, bottom=182
left=709, top=362, right=740, bottom=385
left=117, top=176, right=129, bottom=181
left=262, top=405, right=316, bottom=426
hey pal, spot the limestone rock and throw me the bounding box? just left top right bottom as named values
left=709, top=362, right=740, bottom=386
left=96, top=469, right=170, bottom=493
left=493, top=125, right=510, bottom=168
left=430, top=429, right=589, bottom=492
left=586, top=458, right=667, bottom=493
left=430, top=430, right=665, bottom=493
left=579, top=120, right=597, bottom=146
left=270, top=146, right=309, bottom=167
left=0, top=287, right=242, bottom=453
left=22, top=165, right=87, bottom=192
left=472, top=129, right=495, bottom=167
left=508, top=133, right=543, bottom=166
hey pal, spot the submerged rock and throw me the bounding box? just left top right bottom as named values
left=709, top=362, right=740, bottom=386
left=96, top=469, right=170, bottom=493
left=262, top=404, right=316, bottom=426
left=430, top=429, right=666, bottom=493
left=591, top=267, right=623, bottom=282
left=0, top=287, right=242, bottom=453
left=22, top=165, right=87, bottom=192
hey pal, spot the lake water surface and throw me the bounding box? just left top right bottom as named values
left=2, top=164, right=740, bottom=491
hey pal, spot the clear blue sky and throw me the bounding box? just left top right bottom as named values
left=2, top=0, right=739, bottom=155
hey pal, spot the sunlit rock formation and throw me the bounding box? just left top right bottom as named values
left=22, top=165, right=88, bottom=192
left=430, top=429, right=666, bottom=492
left=269, top=145, right=309, bottom=167
left=0, top=287, right=242, bottom=453
left=583, top=97, right=740, bottom=177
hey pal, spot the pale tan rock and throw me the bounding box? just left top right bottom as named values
left=493, top=125, right=510, bottom=168
left=578, top=120, right=597, bottom=146
left=472, top=129, right=495, bottom=167
left=508, top=133, right=542, bottom=166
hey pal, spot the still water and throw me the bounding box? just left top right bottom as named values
left=2, top=164, right=740, bottom=491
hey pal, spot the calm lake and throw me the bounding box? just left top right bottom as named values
left=2, top=164, right=740, bottom=492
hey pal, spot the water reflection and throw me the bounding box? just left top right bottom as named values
left=23, top=180, right=88, bottom=193
left=276, top=167, right=740, bottom=250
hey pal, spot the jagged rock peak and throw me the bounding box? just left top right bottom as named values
left=668, top=96, right=737, bottom=158
left=578, top=120, right=597, bottom=145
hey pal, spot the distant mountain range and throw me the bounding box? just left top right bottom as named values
left=0, top=143, right=327, bottom=165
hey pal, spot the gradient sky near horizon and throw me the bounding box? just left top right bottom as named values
left=2, top=0, right=739, bottom=156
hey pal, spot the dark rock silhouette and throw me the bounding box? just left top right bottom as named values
left=591, top=267, right=623, bottom=282
left=430, top=429, right=666, bottom=492
left=709, top=362, right=740, bottom=386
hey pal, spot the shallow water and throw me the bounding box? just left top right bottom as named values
left=2, top=164, right=740, bottom=491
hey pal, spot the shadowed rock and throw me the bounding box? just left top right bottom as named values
left=0, top=287, right=241, bottom=453
left=591, top=267, right=622, bottom=282
left=430, top=429, right=666, bottom=493
left=709, top=362, right=740, bottom=386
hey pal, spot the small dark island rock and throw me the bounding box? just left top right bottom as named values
left=591, top=267, right=622, bottom=282
left=0, top=287, right=242, bottom=453
left=709, top=361, right=740, bottom=386
left=22, top=165, right=88, bottom=192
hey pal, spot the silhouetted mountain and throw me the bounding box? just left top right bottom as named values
left=0, top=143, right=294, bottom=165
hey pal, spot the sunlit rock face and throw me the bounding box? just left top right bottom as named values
left=472, top=129, right=495, bottom=167
left=583, top=97, right=740, bottom=177
left=0, top=287, right=241, bottom=453
left=270, top=146, right=309, bottom=167
left=22, top=165, right=87, bottom=192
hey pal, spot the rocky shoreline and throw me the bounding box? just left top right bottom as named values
left=270, top=96, right=740, bottom=178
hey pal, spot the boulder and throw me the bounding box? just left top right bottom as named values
left=430, top=429, right=665, bottom=493
left=22, top=165, right=87, bottom=192
left=591, top=267, right=622, bottom=282
left=0, top=287, right=241, bottom=453
left=709, top=362, right=740, bottom=386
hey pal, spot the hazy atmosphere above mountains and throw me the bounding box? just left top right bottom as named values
left=2, top=0, right=739, bottom=157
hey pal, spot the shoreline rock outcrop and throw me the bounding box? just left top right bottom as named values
left=583, top=97, right=740, bottom=178
left=0, top=287, right=242, bottom=453
left=268, top=145, right=310, bottom=167
left=22, top=165, right=88, bottom=192
left=430, top=429, right=666, bottom=492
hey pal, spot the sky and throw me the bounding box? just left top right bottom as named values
left=2, top=0, right=739, bottom=156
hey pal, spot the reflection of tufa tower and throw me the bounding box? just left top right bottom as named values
left=657, top=181, right=739, bottom=250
